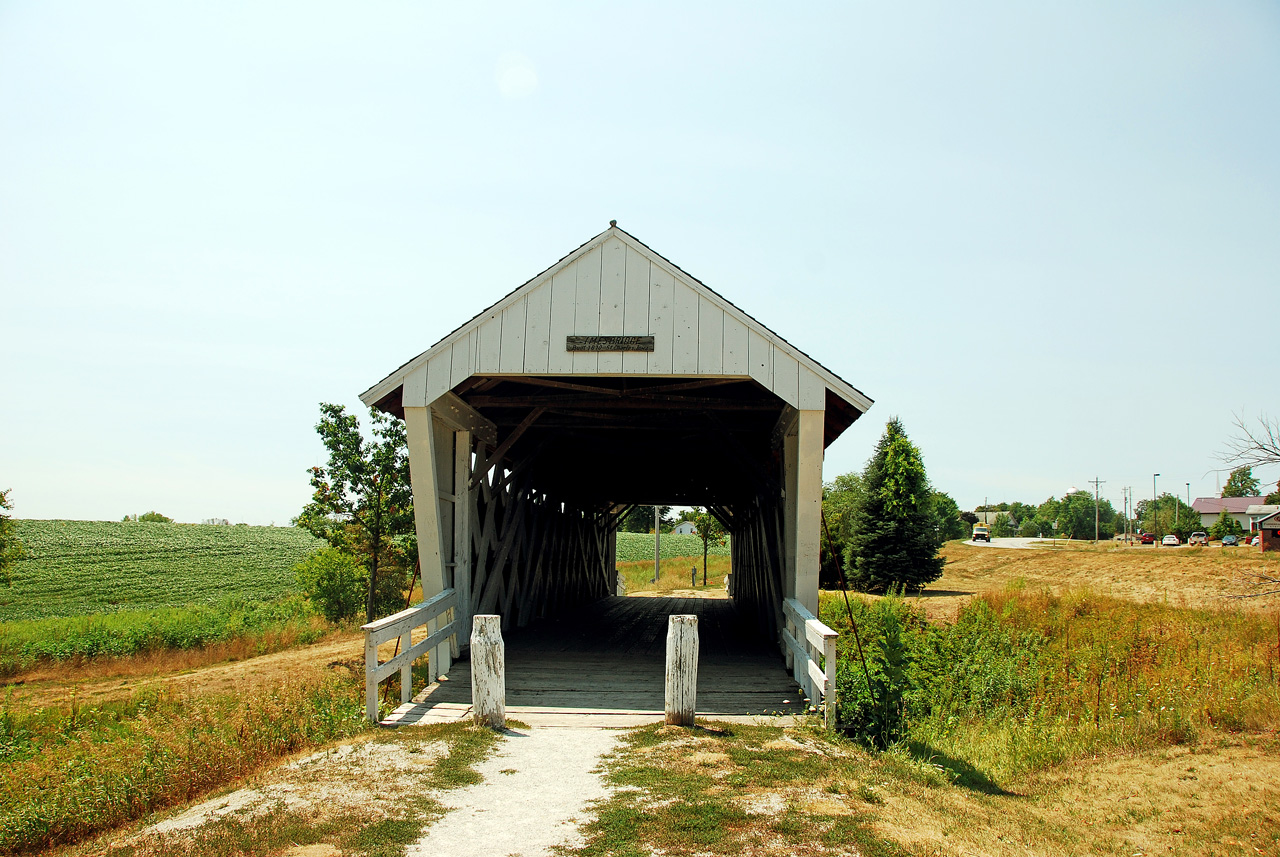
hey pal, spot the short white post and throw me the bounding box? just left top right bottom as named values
left=823, top=633, right=838, bottom=729
left=400, top=629, right=413, bottom=704
left=665, top=614, right=699, bottom=726
left=470, top=614, right=506, bottom=729
left=365, top=634, right=379, bottom=723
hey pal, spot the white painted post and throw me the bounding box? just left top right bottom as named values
left=470, top=614, right=506, bottom=729
left=365, top=634, right=379, bottom=723
left=823, top=633, right=838, bottom=729
left=665, top=614, right=699, bottom=726
left=400, top=629, right=413, bottom=704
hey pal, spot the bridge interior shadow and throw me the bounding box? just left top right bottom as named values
left=412, top=596, right=806, bottom=717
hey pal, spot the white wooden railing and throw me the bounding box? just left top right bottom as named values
left=781, top=597, right=838, bottom=728
left=362, top=588, right=459, bottom=723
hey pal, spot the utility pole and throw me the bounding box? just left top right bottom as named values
left=1089, top=477, right=1106, bottom=543
left=652, top=505, right=661, bottom=584
left=1122, top=486, right=1130, bottom=543
left=1153, top=473, right=1161, bottom=539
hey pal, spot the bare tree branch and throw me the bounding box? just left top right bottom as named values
left=1218, top=412, right=1280, bottom=470
left=1225, top=570, right=1280, bottom=600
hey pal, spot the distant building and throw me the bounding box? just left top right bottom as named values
left=673, top=520, right=697, bottom=535
left=1245, top=505, right=1280, bottom=531
left=1259, top=512, right=1280, bottom=552
left=1191, top=496, right=1267, bottom=531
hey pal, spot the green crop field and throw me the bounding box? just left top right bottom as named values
left=0, top=520, right=324, bottom=622
left=613, top=532, right=731, bottom=563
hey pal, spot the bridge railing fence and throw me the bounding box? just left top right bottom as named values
left=781, top=597, right=838, bottom=728
left=362, top=588, right=459, bottom=723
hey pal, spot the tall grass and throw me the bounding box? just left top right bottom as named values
left=617, top=555, right=732, bottom=593
left=0, top=596, right=328, bottom=678
left=0, top=676, right=367, bottom=854
left=820, top=588, right=1280, bottom=781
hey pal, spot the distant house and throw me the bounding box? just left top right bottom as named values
left=974, top=511, right=1007, bottom=526
left=1191, top=496, right=1267, bottom=530
left=673, top=520, right=697, bottom=535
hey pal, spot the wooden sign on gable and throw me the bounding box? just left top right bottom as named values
left=565, top=335, right=655, bottom=353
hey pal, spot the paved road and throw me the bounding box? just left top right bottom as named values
left=963, top=537, right=1042, bottom=549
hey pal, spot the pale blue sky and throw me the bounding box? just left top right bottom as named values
left=2, top=1, right=1277, bottom=524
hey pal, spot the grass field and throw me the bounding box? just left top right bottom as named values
left=2, top=520, right=323, bottom=622
left=906, top=538, right=1280, bottom=621
left=0, top=520, right=330, bottom=678
left=614, top=531, right=730, bottom=563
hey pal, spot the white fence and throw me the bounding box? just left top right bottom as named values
left=781, top=597, right=838, bottom=728
left=362, top=588, right=459, bottom=722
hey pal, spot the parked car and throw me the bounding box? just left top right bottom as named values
left=1222, top=535, right=1239, bottom=547
left=1189, top=532, right=1208, bottom=546
left=1140, top=533, right=1156, bottom=544
left=1251, top=535, right=1261, bottom=546
left=1161, top=535, right=1180, bottom=546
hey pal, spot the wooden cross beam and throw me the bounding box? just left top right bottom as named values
left=470, top=407, right=545, bottom=488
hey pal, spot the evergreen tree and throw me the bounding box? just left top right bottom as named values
left=845, top=418, right=944, bottom=593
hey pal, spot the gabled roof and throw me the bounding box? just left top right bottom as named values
left=1191, top=496, right=1267, bottom=515
left=360, top=225, right=873, bottom=417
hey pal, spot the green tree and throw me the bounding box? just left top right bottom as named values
left=122, top=511, right=173, bottom=523
left=0, top=489, right=24, bottom=587
left=1056, top=491, right=1118, bottom=540
left=296, top=403, right=414, bottom=624
left=1266, top=480, right=1280, bottom=505
left=1136, top=494, right=1200, bottom=541
left=690, top=508, right=727, bottom=585
left=1222, top=466, right=1261, bottom=498
left=991, top=512, right=1016, bottom=538
left=619, top=505, right=672, bottom=533
left=931, top=491, right=967, bottom=542
left=1208, top=509, right=1245, bottom=540
left=845, top=418, right=944, bottom=593
left=822, top=472, right=864, bottom=585
left=294, top=547, right=367, bottom=622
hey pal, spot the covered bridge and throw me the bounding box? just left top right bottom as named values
left=360, top=225, right=872, bottom=708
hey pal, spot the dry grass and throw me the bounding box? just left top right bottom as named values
left=618, top=555, right=732, bottom=594
left=909, top=540, right=1280, bottom=621
left=573, top=721, right=1280, bottom=857
left=51, top=723, right=501, bottom=857
left=4, top=631, right=364, bottom=711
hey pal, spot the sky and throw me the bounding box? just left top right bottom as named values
left=2, top=1, right=1278, bottom=525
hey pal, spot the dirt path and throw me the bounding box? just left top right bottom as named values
left=406, top=726, right=619, bottom=857
left=6, top=631, right=366, bottom=710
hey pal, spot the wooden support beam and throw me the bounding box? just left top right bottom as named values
left=431, top=392, right=498, bottom=447
left=467, top=394, right=778, bottom=411
left=470, top=408, right=546, bottom=488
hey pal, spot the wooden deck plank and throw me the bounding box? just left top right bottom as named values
left=391, top=596, right=809, bottom=725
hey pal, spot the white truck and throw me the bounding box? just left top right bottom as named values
left=972, top=523, right=991, bottom=542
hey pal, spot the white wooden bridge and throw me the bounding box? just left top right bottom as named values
left=358, top=225, right=868, bottom=725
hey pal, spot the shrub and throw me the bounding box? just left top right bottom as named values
left=832, top=596, right=914, bottom=748
left=294, top=548, right=367, bottom=622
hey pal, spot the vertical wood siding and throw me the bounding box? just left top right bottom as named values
left=413, top=236, right=835, bottom=411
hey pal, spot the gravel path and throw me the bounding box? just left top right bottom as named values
left=405, top=726, right=620, bottom=857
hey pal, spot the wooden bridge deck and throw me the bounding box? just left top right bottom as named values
left=384, top=595, right=810, bottom=727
